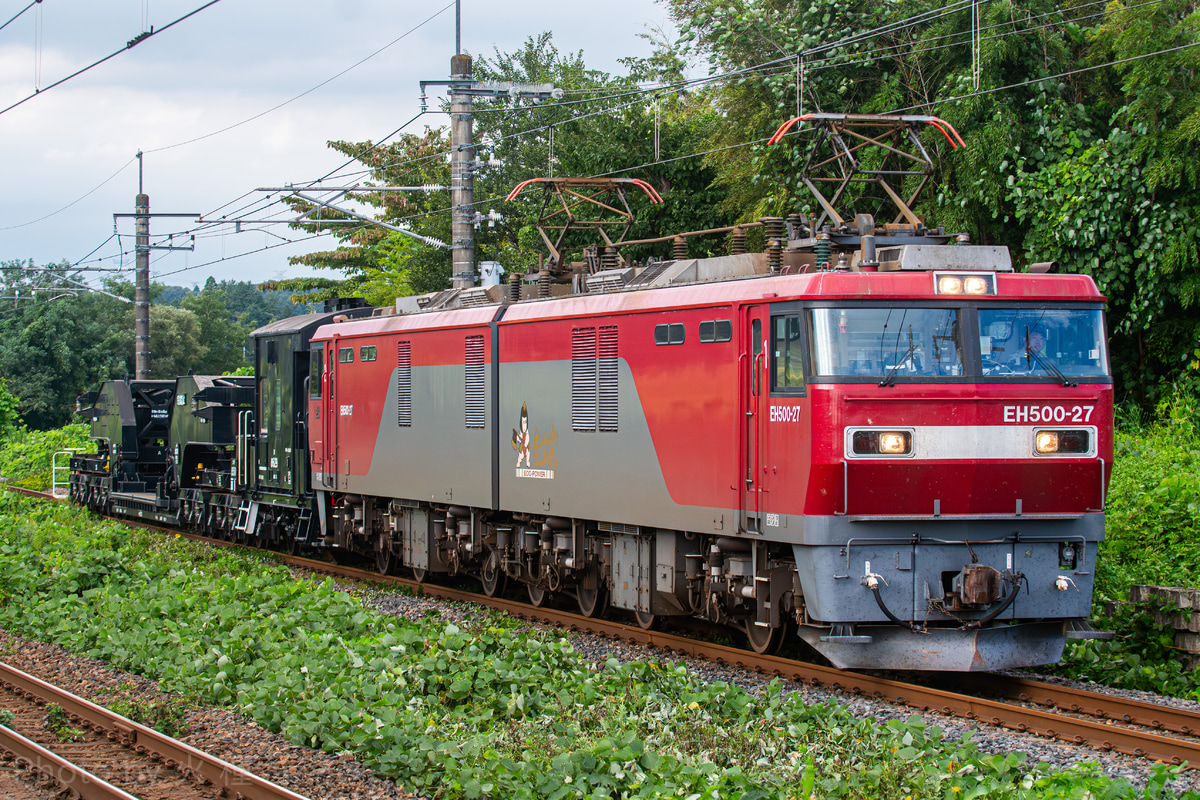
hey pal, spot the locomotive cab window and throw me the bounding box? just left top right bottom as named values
left=360, top=345, right=377, bottom=362
left=809, top=307, right=964, bottom=380
left=772, top=315, right=806, bottom=392
left=338, top=347, right=354, bottom=363
left=309, top=349, right=323, bottom=398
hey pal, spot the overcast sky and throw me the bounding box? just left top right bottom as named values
left=0, top=0, right=677, bottom=291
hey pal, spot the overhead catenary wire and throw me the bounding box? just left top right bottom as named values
left=0, top=0, right=225, bottom=118
left=38, top=0, right=1189, bottom=285
left=142, top=3, right=1190, bottom=262
left=21, top=0, right=979, bottom=252
left=389, top=34, right=1200, bottom=233
left=0, top=157, right=137, bottom=231
left=145, top=2, right=453, bottom=154
left=0, top=0, right=40, bottom=35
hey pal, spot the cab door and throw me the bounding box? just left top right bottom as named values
left=740, top=305, right=770, bottom=534
left=323, top=341, right=338, bottom=488
left=307, top=346, right=326, bottom=489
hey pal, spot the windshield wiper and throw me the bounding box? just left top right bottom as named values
left=879, top=327, right=916, bottom=387
left=1024, top=328, right=1075, bottom=387
left=1026, top=344, right=1076, bottom=387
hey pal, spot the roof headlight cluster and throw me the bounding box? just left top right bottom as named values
left=934, top=272, right=996, bottom=295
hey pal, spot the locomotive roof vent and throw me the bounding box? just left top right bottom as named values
left=877, top=244, right=1012, bottom=273
left=458, top=286, right=502, bottom=308
left=586, top=267, right=633, bottom=293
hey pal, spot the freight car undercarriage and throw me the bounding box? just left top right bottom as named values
left=323, top=491, right=1104, bottom=670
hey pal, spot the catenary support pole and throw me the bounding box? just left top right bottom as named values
left=134, top=188, right=150, bottom=379
left=450, top=53, right=476, bottom=289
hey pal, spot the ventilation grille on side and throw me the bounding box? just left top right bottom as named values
left=464, top=335, right=485, bottom=429
left=396, top=341, right=412, bottom=427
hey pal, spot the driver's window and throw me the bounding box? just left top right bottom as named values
left=752, top=319, right=762, bottom=396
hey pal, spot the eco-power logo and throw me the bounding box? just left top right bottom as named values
left=512, top=402, right=558, bottom=479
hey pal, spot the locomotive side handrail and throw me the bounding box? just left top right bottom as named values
left=51, top=449, right=84, bottom=497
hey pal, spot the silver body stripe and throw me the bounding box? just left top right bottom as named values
left=846, top=425, right=1098, bottom=460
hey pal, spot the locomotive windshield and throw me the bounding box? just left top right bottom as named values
left=804, top=305, right=1109, bottom=381
left=809, top=307, right=964, bottom=378
left=979, top=307, right=1108, bottom=377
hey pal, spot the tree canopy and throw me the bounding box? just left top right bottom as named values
left=289, top=12, right=1199, bottom=402
left=0, top=263, right=301, bottom=429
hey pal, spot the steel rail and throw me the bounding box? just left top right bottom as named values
left=0, top=723, right=141, bottom=800
left=287, top=555, right=1200, bottom=767
left=0, top=661, right=311, bottom=800
left=14, top=486, right=1200, bottom=767
left=965, top=673, right=1200, bottom=736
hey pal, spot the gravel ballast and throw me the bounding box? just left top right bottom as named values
left=354, top=581, right=1200, bottom=796
left=0, top=632, right=415, bottom=800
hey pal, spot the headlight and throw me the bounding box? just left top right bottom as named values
left=850, top=429, right=913, bottom=457
left=934, top=271, right=996, bottom=295
left=963, top=275, right=990, bottom=294
left=1035, top=431, right=1058, bottom=453
left=937, top=275, right=963, bottom=294
left=1034, top=429, right=1091, bottom=455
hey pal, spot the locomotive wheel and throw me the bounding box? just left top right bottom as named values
left=480, top=551, right=505, bottom=597
left=576, top=585, right=607, bottom=618
left=527, top=584, right=548, bottom=607
left=411, top=566, right=428, bottom=583
left=376, top=547, right=397, bottom=576
left=286, top=536, right=302, bottom=556
left=744, top=619, right=787, bottom=655
left=634, top=610, right=660, bottom=630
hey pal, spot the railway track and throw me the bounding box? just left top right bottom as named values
left=10, top=485, right=1200, bottom=769
left=0, top=659, right=310, bottom=800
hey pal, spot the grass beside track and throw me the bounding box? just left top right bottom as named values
left=0, top=492, right=1193, bottom=799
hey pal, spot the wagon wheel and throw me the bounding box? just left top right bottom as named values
left=744, top=619, right=787, bottom=656
left=634, top=610, right=660, bottom=631
left=376, top=546, right=397, bottom=576
left=480, top=549, right=506, bottom=597
left=576, top=584, right=607, bottom=618
left=527, top=584, right=549, bottom=607
left=575, top=565, right=607, bottom=618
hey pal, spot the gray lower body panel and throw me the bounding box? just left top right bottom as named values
left=798, top=621, right=1067, bottom=671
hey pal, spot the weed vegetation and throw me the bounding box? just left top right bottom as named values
left=1043, top=388, right=1200, bottom=697
left=0, top=421, right=89, bottom=491
left=0, top=493, right=1192, bottom=798
left=2, top=398, right=1200, bottom=795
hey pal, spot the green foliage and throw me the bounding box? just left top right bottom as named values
left=177, top=278, right=252, bottom=375
left=1094, top=390, right=1200, bottom=600
left=0, top=377, right=24, bottom=439
left=0, top=261, right=130, bottom=429
left=1040, top=386, right=1200, bottom=696
left=661, top=0, right=1200, bottom=400
left=287, top=32, right=729, bottom=301
left=43, top=704, right=86, bottom=742
left=285, top=127, right=453, bottom=298
left=0, top=494, right=1190, bottom=799
left=0, top=266, right=297, bottom=428
left=0, top=709, right=13, bottom=726
left=96, top=686, right=193, bottom=738
left=0, top=422, right=90, bottom=490
left=1045, top=598, right=1200, bottom=698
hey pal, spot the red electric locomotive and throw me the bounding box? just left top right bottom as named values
left=306, top=115, right=1112, bottom=670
